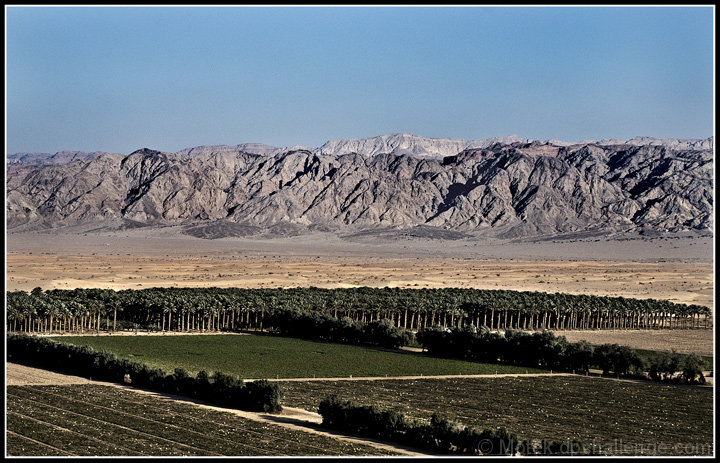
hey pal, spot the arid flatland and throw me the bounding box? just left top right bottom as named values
left=7, top=230, right=714, bottom=355
left=6, top=230, right=713, bottom=310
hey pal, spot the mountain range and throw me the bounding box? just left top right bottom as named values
left=6, top=134, right=713, bottom=239
left=8, top=133, right=714, bottom=165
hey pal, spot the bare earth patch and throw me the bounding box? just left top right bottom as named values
left=551, top=329, right=714, bottom=356
left=6, top=363, right=92, bottom=386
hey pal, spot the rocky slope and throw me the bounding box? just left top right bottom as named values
left=175, top=143, right=282, bottom=157
left=314, top=133, right=530, bottom=158
left=6, top=141, right=713, bottom=239
left=597, top=136, right=714, bottom=151
left=7, top=150, right=117, bottom=165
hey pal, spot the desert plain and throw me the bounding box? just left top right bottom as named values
left=6, top=227, right=714, bottom=355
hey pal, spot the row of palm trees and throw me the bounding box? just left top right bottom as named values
left=6, top=286, right=712, bottom=335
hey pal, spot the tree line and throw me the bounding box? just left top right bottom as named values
left=6, top=286, right=711, bottom=335
left=318, top=395, right=594, bottom=455
left=417, top=325, right=706, bottom=384
left=267, top=308, right=414, bottom=348
left=7, top=334, right=282, bottom=412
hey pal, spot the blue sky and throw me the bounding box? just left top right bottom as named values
left=5, top=6, right=714, bottom=154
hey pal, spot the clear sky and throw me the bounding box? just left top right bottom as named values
left=5, top=5, right=715, bottom=155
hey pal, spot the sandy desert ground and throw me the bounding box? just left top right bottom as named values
left=6, top=229, right=714, bottom=354
left=6, top=230, right=714, bottom=309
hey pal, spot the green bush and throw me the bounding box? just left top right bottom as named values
left=267, top=308, right=415, bottom=349
left=7, top=333, right=281, bottom=412
left=681, top=354, right=706, bottom=385
left=319, top=395, right=540, bottom=455
left=649, top=350, right=681, bottom=381
left=418, top=327, right=649, bottom=378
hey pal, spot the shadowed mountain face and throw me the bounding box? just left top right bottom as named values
left=6, top=142, right=713, bottom=239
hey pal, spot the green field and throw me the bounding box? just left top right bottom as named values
left=630, top=348, right=713, bottom=368
left=278, top=375, right=713, bottom=456
left=50, top=334, right=543, bottom=379
left=7, top=384, right=395, bottom=456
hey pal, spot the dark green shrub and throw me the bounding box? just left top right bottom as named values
left=365, top=318, right=415, bottom=348
left=242, top=379, right=283, bottom=412
left=269, top=308, right=414, bottom=349
left=563, top=340, right=594, bottom=373
left=318, top=395, right=523, bottom=455
left=649, top=350, right=681, bottom=381
left=7, top=334, right=282, bottom=413
left=681, top=354, right=706, bottom=384
left=593, top=344, right=643, bottom=375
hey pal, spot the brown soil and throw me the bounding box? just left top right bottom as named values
left=6, top=253, right=713, bottom=309
left=551, top=329, right=715, bottom=357
left=6, top=363, right=92, bottom=386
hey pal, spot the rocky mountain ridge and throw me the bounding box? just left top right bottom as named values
left=7, top=150, right=119, bottom=165
left=6, top=141, right=713, bottom=239
left=8, top=133, right=713, bottom=166
left=314, top=133, right=531, bottom=159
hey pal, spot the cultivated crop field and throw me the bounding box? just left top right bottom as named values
left=50, top=334, right=544, bottom=378
left=6, top=384, right=397, bottom=456
left=279, top=376, right=713, bottom=456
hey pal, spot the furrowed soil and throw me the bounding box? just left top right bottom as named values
left=6, top=363, right=92, bottom=386
left=6, top=383, right=401, bottom=456
left=5, top=364, right=413, bottom=456
left=278, top=375, right=714, bottom=456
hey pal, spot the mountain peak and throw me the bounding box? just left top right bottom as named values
left=130, top=148, right=166, bottom=156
